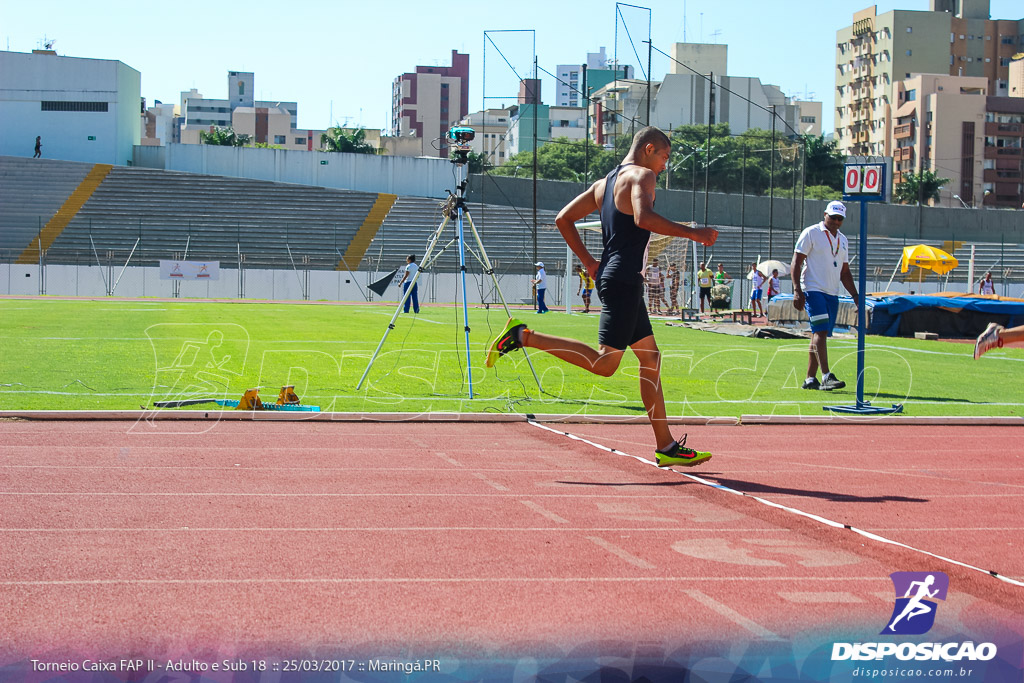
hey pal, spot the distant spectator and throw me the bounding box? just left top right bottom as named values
left=715, top=263, right=730, bottom=284
left=398, top=254, right=420, bottom=313
left=696, top=261, right=714, bottom=313
left=532, top=262, right=548, bottom=314
left=749, top=263, right=766, bottom=317
left=767, top=269, right=782, bottom=303
left=978, top=271, right=996, bottom=295
left=666, top=262, right=681, bottom=314
left=33, top=136, right=42, bottom=159
left=576, top=263, right=595, bottom=314
left=646, top=258, right=666, bottom=314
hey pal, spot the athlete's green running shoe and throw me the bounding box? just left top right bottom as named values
left=655, top=434, right=713, bottom=467
left=486, top=318, right=527, bottom=368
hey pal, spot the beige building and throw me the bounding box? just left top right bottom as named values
left=458, top=108, right=515, bottom=164
left=1010, top=52, right=1024, bottom=96
left=181, top=106, right=326, bottom=152
left=669, top=43, right=727, bottom=76
left=890, top=74, right=988, bottom=207
left=835, top=1, right=1024, bottom=158
left=794, top=100, right=824, bottom=136
left=391, top=51, right=469, bottom=158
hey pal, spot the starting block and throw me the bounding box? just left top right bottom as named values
left=215, top=386, right=321, bottom=412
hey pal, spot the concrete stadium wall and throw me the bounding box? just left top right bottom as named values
left=133, top=143, right=454, bottom=199
left=466, top=175, right=1024, bottom=245
left=0, top=263, right=564, bottom=305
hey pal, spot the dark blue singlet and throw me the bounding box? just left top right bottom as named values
left=597, top=163, right=650, bottom=284
left=594, top=163, right=654, bottom=350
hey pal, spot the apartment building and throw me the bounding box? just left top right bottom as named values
left=982, top=95, right=1024, bottom=207
left=457, top=108, right=514, bottom=164
left=180, top=72, right=298, bottom=138
left=890, top=74, right=988, bottom=206
left=589, top=73, right=800, bottom=146
left=391, top=50, right=469, bottom=158
left=835, top=0, right=1024, bottom=158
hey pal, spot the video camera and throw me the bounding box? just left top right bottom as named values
left=447, top=126, right=476, bottom=144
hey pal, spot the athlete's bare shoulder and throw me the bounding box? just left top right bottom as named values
left=613, top=163, right=655, bottom=214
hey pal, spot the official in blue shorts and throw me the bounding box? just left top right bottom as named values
left=791, top=201, right=860, bottom=391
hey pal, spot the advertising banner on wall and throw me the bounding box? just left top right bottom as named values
left=159, top=260, right=219, bottom=280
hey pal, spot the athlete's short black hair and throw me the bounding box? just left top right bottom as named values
left=630, top=126, right=670, bottom=152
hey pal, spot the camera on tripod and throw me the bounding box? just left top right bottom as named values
left=447, top=126, right=475, bottom=145
left=447, top=126, right=475, bottom=166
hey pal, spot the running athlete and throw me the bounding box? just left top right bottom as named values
left=485, top=127, right=718, bottom=466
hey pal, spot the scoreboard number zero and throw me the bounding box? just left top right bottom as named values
left=844, top=164, right=883, bottom=195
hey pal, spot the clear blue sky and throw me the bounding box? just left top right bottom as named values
left=2, top=0, right=1020, bottom=134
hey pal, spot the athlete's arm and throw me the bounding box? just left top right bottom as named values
left=630, top=170, right=717, bottom=246
left=791, top=252, right=807, bottom=310
left=840, top=263, right=859, bottom=300
left=555, top=183, right=601, bottom=277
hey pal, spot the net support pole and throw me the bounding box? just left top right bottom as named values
left=565, top=242, right=573, bottom=314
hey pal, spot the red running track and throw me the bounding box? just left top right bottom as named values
left=0, top=419, right=1021, bottom=663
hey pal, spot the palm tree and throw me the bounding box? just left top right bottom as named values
left=893, top=170, right=950, bottom=205
left=199, top=127, right=251, bottom=147
left=320, top=127, right=377, bottom=154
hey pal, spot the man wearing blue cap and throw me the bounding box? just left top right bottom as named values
left=791, top=200, right=860, bottom=391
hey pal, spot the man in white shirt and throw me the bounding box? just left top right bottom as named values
left=749, top=263, right=766, bottom=317
left=532, top=261, right=548, bottom=314
left=398, top=254, right=420, bottom=313
left=791, top=200, right=859, bottom=391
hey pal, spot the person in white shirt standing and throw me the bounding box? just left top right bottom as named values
left=978, top=271, right=996, bottom=295
left=749, top=263, right=766, bottom=317
left=791, top=200, right=859, bottom=391
left=398, top=254, right=420, bottom=313
left=532, top=261, right=549, bottom=314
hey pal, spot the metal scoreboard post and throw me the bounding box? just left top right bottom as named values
left=826, top=159, right=903, bottom=416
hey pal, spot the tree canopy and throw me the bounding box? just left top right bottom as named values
left=893, top=170, right=950, bottom=205
left=199, top=127, right=251, bottom=147
left=321, top=127, right=377, bottom=154
left=488, top=138, right=623, bottom=184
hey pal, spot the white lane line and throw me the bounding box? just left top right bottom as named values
left=519, top=500, right=569, bottom=524
left=471, top=473, right=509, bottom=491
left=585, top=536, right=656, bottom=569
left=526, top=420, right=1024, bottom=589
left=434, top=452, right=463, bottom=467
left=684, top=590, right=781, bottom=639
left=778, top=592, right=864, bottom=604
left=0, top=576, right=887, bottom=587
left=0, top=526, right=808, bottom=533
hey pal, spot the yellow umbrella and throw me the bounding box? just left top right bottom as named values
left=900, top=244, right=959, bottom=275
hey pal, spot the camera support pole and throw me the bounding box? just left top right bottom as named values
left=356, top=147, right=543, bottom=398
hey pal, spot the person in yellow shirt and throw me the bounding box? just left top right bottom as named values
left=576, top=264, right=595, bottom=313
left=696, top=261, right=715, bottom=313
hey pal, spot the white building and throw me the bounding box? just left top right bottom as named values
left=0, top=50, right=141, bottom=165
left=180, top=71, right=297, bottom=138
left=555, top=48, right=612, bottom=107
left=458, top=108, right=515, bottom=164
left=141, top=100, right=180, bottom=147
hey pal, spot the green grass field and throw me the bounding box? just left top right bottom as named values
left=1, top=298, right=1020, bottom=417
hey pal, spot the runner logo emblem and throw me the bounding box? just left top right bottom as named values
left=882, top=571, right=948, bottom=635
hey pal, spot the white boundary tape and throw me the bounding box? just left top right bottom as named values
left=525, top=419, right=1024, bottom=589
left=1, top=410, right=1021, bottom=425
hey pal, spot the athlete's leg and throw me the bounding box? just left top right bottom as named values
left=630, top=334, right=673, bottom=450
left=522, top=329, right=624, bottom=377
